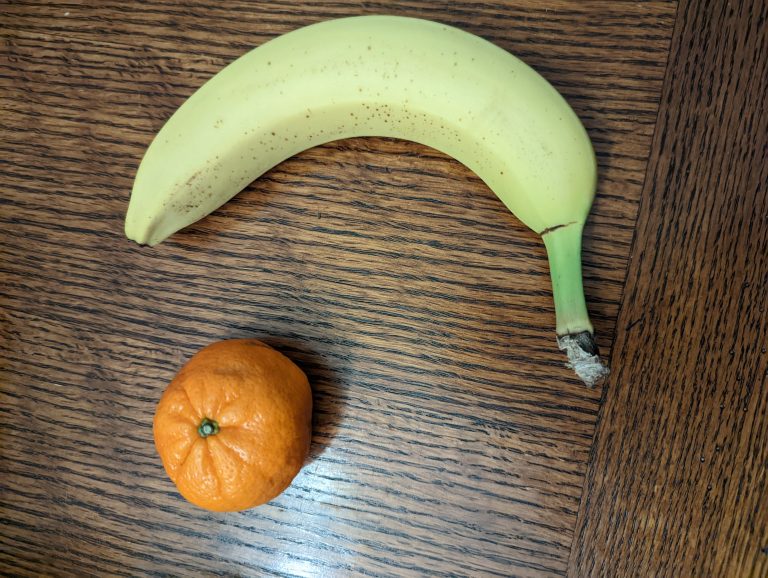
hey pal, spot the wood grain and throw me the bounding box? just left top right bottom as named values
left=571, top=0, right=768, bottom=576
left=0, top=1, right=678, bottom=576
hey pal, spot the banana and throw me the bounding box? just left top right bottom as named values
left=125, top=15, right=609, bottom=386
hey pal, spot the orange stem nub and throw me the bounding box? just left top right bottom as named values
left=198, top=417, right=220, bottom=438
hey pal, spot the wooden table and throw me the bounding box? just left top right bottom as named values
left=2, top=1, right=765, bottom=576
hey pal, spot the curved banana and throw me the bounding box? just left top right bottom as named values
left=125, top=15, right=609, bottom=386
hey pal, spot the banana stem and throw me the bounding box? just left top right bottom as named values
left=542, top=222, right=609, bottom=387
left=542, top=222, right=592, bottom=336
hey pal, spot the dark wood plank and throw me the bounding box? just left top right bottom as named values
left=1, top=1, right=675, bottom=576
left=570, top=0, right=768, bottom=576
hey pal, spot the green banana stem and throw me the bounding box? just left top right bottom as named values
left=543, top=222, right=609, bottom=387
left=543, top=222, right=592, bottom=336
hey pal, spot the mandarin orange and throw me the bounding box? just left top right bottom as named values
left=153, top=339, right=312, bottom=511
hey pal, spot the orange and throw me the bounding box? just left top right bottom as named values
left=153, top=339, right=312, bottom=512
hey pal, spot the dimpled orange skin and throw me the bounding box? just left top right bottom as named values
left=153, top=339, right=312, bottom=512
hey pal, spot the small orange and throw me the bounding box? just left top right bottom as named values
left=153, top=339, right=312, bottom=511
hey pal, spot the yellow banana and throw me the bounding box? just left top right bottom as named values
left=125, top=15, right=609, bottom=385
